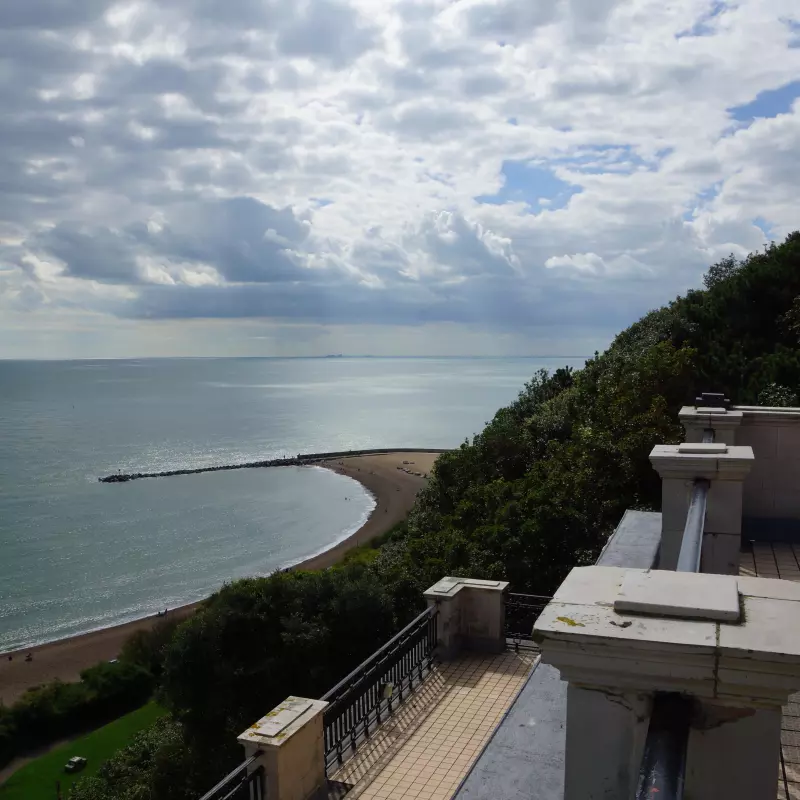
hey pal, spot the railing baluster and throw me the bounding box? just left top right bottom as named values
left=504, top=593, right=552, bottom=651
left=320, top=606, right=438, bottom=775
left=197, top=753, right=262, bottom=800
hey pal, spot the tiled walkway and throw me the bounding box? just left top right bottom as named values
left=331, top=651, right=535, bottom=800
left=740, top=543, right=800, bottom=799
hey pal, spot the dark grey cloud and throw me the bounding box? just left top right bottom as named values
left=29, top=198, right=313, bottom=286
left=0, top=0, right=109, bottom=30
left=461, top=72, right=510, bottom=98
left=379, top=104, right=479, bottom=140
left=463, top=0, right=559, bottom=39
left=403, top=212, right=519, bottom=277
left=122, top=256, right=651, bottom=336
left=277, top=0, right=378, bottom=67
left=99, top=59, right=229, bottom=105
left=35, top=224, right=145, bottom=284
left=151, top=197, right=312, bottom=283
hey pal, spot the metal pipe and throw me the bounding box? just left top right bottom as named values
left=636, top=401, right=717, bottom=798
left=676, top=479, right=709, bottom=573
left=636, top=694, right=692, bottom=800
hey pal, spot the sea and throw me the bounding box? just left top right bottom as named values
left=0, top=356, right=585, bottom=652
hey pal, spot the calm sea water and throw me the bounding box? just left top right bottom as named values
left=0, top=357, right=584, bottom=651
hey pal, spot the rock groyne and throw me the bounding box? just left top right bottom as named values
left=98, top=448, right=446, bottom=483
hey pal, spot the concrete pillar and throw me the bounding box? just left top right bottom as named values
left=650, top=443, right=754, bottom=573
left=563, top=684, right=651, bottom=800
left=679, top=405, right=743, bottom=445
left=685, top=703, right=781, bottom=799
left=238, top=696, right=328, bottom=800
left=534, top=566, right=800, bottom=800
left=424, top=577, right=509, bottom=659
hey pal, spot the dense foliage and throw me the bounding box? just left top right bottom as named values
left=18, top=233, right=800, bottom=799
left=160, top=564, right=399, bottom=750
left=374, top=232, right=800, bottom=597
left=69, top=716, right=191, bottom=800
left=0, top=661, right=154, bottom=768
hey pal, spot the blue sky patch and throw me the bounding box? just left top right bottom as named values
left=475, top=160, right=581, bottom=211
left=753, top=217, right=774, bottom=239
left=676, top=1, right=726, bottom=38
left=729, top=81, right=800, bottom=122
left=785, top=18, right=800, bottom=48
left=682, top=182, right=722, bottom=221
left=552, top=145, right=658, bottom=175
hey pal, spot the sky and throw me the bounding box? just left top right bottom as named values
left=0, top=0, right=799, bottom=358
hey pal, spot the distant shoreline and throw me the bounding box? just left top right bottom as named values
left=0, top=451, right=441, bottom=706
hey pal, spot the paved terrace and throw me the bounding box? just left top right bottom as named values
left=330, top=650, right=535, bottom=800
left=450, top=542, right=800, bottom=800
left=741, top=542, right=800, bottom=800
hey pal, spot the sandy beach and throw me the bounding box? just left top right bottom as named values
left=0, top=451, right=440, bottom=706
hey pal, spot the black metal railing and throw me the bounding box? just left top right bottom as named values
left=321, top=606, right=438, bottom=773
left=504, top=593, right=551, bottom=651
left=198, top=754, right=264, bottom=800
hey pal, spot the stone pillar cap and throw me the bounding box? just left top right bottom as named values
left=424, top=576, right=510, bottom=598
left=649, top=443, right=754, bottom=480
left=679, top=406, right=743, bottom=427
left=534, top=566, right=800, bottom=707
left=238, top=696, right=328, bottom=749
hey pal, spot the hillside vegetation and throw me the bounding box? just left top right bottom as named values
left=64, top=232, right=800, bottom=799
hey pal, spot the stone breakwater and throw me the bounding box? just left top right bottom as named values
left=98, top=448, right=446, bottom=483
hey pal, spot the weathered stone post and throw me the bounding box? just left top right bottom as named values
left=238, top=696, right=329, bottom=800
left=650, top=442, right=754, bottom=574
left=679, top=403, right=743, bottom=445
left=535, top=565, right=800, bottom=800
left=424, top=577, right=509, bottom=659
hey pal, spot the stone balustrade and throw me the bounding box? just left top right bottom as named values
left=650, top=441, right=754, bottom=574
left=231, top=575, right=511, bottom=799
left=534, top=565, right=800, bottom=800
left=423, top=577, right=510, bottom=659
left=681, top=403, right=800, bottom=524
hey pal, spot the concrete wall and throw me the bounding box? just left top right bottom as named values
left=734, top=408, right=800, bottom=520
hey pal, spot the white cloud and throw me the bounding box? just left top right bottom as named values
left=0, top=0, right=799, bottom=356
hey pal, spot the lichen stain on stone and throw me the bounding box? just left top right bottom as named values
left=555, top=615, right=585, bottom=627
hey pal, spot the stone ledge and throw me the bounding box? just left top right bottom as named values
left=679, top=405, right=743, bottom=427
left=535, top=566, right=800, bottom=708
left=424, top=577, right=509, bottom=599
left=650, top=443, right=754, bottom=480
left=614, top=570, right=740, bottom=622
left=239, top=696, right=328, bottom=748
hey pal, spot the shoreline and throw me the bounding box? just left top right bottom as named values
left=0, top=451, right=439, bottom=706
left=97, top=447, right=444, bottom=483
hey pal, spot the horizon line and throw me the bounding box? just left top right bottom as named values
left=0, top=354, right=593, bottom=362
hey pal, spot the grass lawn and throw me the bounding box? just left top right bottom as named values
left=0, top=701, right=167, bottom=800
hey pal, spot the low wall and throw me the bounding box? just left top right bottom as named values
left=733, top=407, right=800, bottom=520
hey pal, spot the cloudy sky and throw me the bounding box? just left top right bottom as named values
left=0, top=0, right=798, bottom=358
